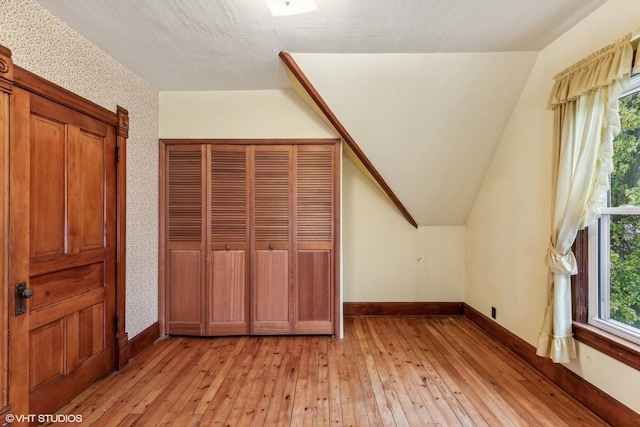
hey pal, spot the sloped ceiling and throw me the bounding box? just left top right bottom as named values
left=290, top=52, right=538, bottom=225
left=34, top=0, right=608, bottom=226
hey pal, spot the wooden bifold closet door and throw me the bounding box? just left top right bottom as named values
left=294, top=145, right=335, bottom=334
left=252, top=145, right=291, bottom=334
left=165, top=145, right=207, bottom=336
left=162, top=141, right=339, bottom=337
left=209, top=145, right=249, bottom=335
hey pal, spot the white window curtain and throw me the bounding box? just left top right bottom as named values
left=536, top=34, right=635, bottom=363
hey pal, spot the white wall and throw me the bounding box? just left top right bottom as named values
left=159, top=91, right=334, bottom=139
left=341, top=157, right=418, bottom=301
left=342, top=155, right=465, bottom=302
left=418, top=226, right=465, bottom=301
left=161, top=91, right=466, bottom=304
left=466, top=0, right=640, bottom=413
left=0, top=0, right=159, bottom=338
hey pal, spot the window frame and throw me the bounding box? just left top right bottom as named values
left=577, top=73, right=640, bottom=361
left=573, top=217, right=640, bottom=369
left=574, top=229, right=640, bottom=370
left=588, top=217, right=640, bottom=346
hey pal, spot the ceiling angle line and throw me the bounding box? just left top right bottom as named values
left=278, top=51, right=419, bottom=228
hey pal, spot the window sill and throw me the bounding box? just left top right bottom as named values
left=573, top=321, right=640, bottom=371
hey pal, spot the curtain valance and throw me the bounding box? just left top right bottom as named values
left=548, top=34, right=634, bottom=108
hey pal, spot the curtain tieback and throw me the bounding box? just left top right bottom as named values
left=547, top=244, right=577, bottom=275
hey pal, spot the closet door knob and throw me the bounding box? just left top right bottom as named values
left=225, top=244, right=231, bottom=251
left=269, top=243, right=274, bottom=250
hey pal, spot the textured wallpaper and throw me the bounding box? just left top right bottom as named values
left=0, top=0, right=159, bottom=337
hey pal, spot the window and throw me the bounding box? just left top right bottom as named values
left=588, top=74, right=640, bottom=346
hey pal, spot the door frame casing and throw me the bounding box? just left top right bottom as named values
left=0, top=45, right=13, bottom=422
left=1, top=44, right=129, bottom=418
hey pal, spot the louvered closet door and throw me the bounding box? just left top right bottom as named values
left=166, top=146, right=206, bottom=335
left=208, top=146, right=250, bottom=335
left=294, top=145, right=335, bottom=334
left=252, top=146, right=293, bottom=334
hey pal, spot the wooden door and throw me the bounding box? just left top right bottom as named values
left=294, top=145, right=336, bottom=334
left=251, top=145, right=293, bottom=334
left=160, top=140, right=340, bottom=338
left=165, top=145, right=206, bottom=335
left=208, top=146, right=250, bottom=335
left=9, top=88, right=117, bottom=418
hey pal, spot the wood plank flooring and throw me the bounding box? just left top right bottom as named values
left=56, top=317, right=608, bottom=426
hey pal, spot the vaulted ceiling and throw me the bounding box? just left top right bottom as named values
left=36, top=0, right=608, bottom=225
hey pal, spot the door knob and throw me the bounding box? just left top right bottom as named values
left=15, top=282, right=33, bottom=315
left=269, top=243, right=274, bottom=250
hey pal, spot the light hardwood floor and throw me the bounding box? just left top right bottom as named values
left=56, top=316, right=608, bottom=426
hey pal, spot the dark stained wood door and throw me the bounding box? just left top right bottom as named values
left=9, top=87, right=117, bottom=418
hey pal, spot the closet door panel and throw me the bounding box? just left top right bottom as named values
left=210, top=147, right=248, bottom=244
left=210, top=251, right=246, bottom=332
left=208, top=146, right=249, bottom=335
left=252, top=146, right=292, bottom=334
left=253, top=147, right=291, bottom=243
left=253, top=250, right=290, bottom=334
left=166, top=146, right=205, bottom=335
left=167, top=248, right=204, bottom=335
left=296, top=147, right=333, bottom=244
left=296, top=249, right=332, bottom=334
left=294, top=145, right=335, bottom=334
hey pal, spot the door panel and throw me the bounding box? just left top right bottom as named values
left=75, top=129, right=106, bottom=251
left=30, top=115, right=66, bottom=259
left=296, top=147, right=333, bottom=243
left=210, top=147, right=248, bottom=243
left=253, top=147, right=291, bottom=243
left=167, top=148, right=204, bottom=244
left=165, top=146, right=206, bottom=335
left=78, top=302, right=105, bottom=362
left=253, top=250, right=290, bottom=334
left=209, top=250, right=247, bottom=335
left=295, top=250, right=332, bottom=334
left=29, top=263, right=104, bottom=311
left=209, top=146, right=249, bottom=335
left=294, top=145, right=335, bottom=334
left=29, top=320, right=64, bottom=392
left=252, top=146, right=292, bottom=334
left=10, top=89, right=117, bottom=420
left=167, top=248, right=204, bottom=335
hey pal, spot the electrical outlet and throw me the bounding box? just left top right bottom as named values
left=491, top=306, right=497, bottom=319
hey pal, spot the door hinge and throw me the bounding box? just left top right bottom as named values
left=115, top=316, right=119, bottom=332
left=115, top=146, right=120, bottom=163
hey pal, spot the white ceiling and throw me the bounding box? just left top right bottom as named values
left=36, top=0, right=607, bottom=91
left=34, top=0, right=609, bottom=226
